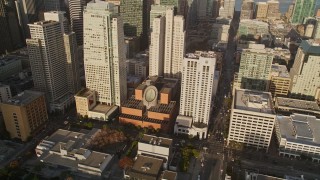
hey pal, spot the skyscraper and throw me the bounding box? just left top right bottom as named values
left=266, top=0, right=280, bottom=20
left=164, top=14, right=185, bottom=78
left=237, top=47, right=274, bottom=91
left=291, top=0, right=316, bottom=24
left=43, top=0, right=61, bottom=11
left=27, top=20, right=70, bottom=112
left=83, top=1, right=127, bottom=106
left=120, top=0, right=143, bottom=37
left=219, top=0, right=235, bottom=18
left=175, top=51, right=217, bottom=139
left=0, top=0, right=13, bottom=54
left=69, top=0, right=87, bottom=45
left=240, top=0, right=254, bottom=20
left=44, top=11, right=69, bottom=33
left=254, top=2, right=268, bottom=19
left=149, top=15, right=165, bottom=76
left=15, top=0, right=37, bottom=38
left=289, top=40, right=320, bottom=100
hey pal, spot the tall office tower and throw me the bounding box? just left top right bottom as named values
left=219, top=0, right=235, bottom=18
left=149, top=16, right=165, bottom=76
left=255, top=2, right=268, bottom=19
left=240, top=0, right=254, bottom=20
left=291, top=0, right=316, bottom=24
left=175, top=52, right=217, bottom=139
left=120, top=0, right=143, bottom=37
left=164, top=15, right=185, bottom=78
left=237, top=48, right=273, bottom=91
left=43, top=0, right=61, bottom=11
left=197, top=0, right=207, bottom=19
left=27, top=21, right=70, bottom=112
left=227, top=89, right=275, bottom=151
left=64, top=32, right=81, bottom=94
left=0, top=0, right=13, bottom=54
left=44, top=11, right=69, bottom=33
left=290, top=40, right=320, bottom=101
left=83, top=1, right=127, bottom=106
left=266, top=0, right=280, bottom=20
left=15, top=0, right=38, bottom=38
left=150, top=5, right=173, bottom=32
left=212, top=0, right=220, bottom=18
left=69, top=0, right=86, bottom=45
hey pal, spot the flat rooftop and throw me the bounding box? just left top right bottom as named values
left=186, top=51, right=216, bottom=59
left=79, top=151, right=112, bottom=168
left=140, top=134, right=172, bottom=148
left=271, top=64, right=290, bottom=78
left=0, top=55, right=22, bottom=67
left=2, top=90, right=44, bottom=106
left=128, top=155, right=163, bottom=180
left=276, top=114, right=320, bottom=146
left=234, top=89, right=274, bottom=114
left=75, top=88, right=94, bottom=97
left=162, top=170, right=177, bottom=180
left=91, top=104, right=115, bottom=113
left=276, top=97, right=320, bottom=112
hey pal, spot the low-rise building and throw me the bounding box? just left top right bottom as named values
left=1, top=90, right=48, bottom=141
left=75, top=88, right=118, bottom=121
left=227, top=89, right=276, bottom=151
left=0, top=55, right=23, bottom=81
left=36, top=128, right=114, bottom=177
left=124, top=155, right=176, bottom=180
left=138, top=134, right=173, bottom=168
left=119, top=76, right=179, bottom=132
left=275, top=97, right=320, bottom=118
left=269, top=64, right=291, bottom=97
left=0, top=84, right=11, bottom=103
left=275, top=114, right=320, bottom=162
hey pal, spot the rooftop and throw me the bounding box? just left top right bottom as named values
left=128, top=155, right=163, bottom=180
left=140, top=134, right=172, bottom=148
left=276, top=114, right=320, bottom=146
left=271, top=64, right=290, bottom=78
left=91, top=104, right=116, bottom=114
left=75, top=88, right=95, bottom=98
left=79, top=151, right=113, bottom=169
left=276, top=97, right=320, bottom=112
left=234, top=89, right=274, bottom=114
left=161, top=170, right=177, bottom=180
left=300, top=40, right=320, bottom=55
left=0, top=55, right=22, bottom=67
left=2, top=90, right=44, bottom=106
left=186, top=51, right=216, bottom=59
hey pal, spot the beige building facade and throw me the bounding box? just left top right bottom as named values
left=1, top=90, right=48, bottom=141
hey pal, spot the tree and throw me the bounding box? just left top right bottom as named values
left=119, top=157, right=134, bottom=169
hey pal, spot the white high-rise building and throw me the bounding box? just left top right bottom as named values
left=290, top=40, right=320, bottom=101
left=27, top=21, right=72, bottom=112
left=164, top=15, right=185, bottom=78
left=44, top=11, right=69, bottom=34
left=149, top=16, right=165, bottom=76
left=219, top=0, right=235, bottom=18
left=69, top=0, right=86, bottom=45
left=83, top=1, right=127, bottom=106
left=175, top=51, right=217, bottom=139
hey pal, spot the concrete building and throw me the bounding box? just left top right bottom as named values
left=64, top=32, right=81, bottom=94
left=175, top=51, right=217, bottom=139
left=27, top=21, right=73, bottom=113
left=285, top=3, right=295, bottom=20
left=275, top=114, right=320, bottom=162
left=291, top=0, right=316, bottom=24
left=83, top=1, right=127, bottom=107
left=119, top=76, right=179, bottom=132
left=44, top=11, right=69, bottom=34
left=219, top=0, right=235, bottom=19
left=124, top=155, right=176, bottom=180
left=0, top=0, right=13, bottom=54
left=312, top=18, right=320, bottom=39
left=69, top=0, right=87, bottom=45
left=120, top=0, right=143, bottom=38
left=269, top=64, right=291, bottom=97
left=227, top=89, right=276, bottom=151
left=164, top=15, right=185, bottom=78
left=254, top=2, right=268, bottom=19
left=238, top=19, right=269, bottom=40
left=0, top=55, right=23, bottom=81
left=266, top=0, right=281, bottom=20
left=138, top=134, right=173, bottom=168
left=240, top=0, right=254, bottom=20
left=126, top=56, right=148, bottom=79
left=289, top=40, right=320, bottom=100
left=275, top=97, right=320, bottom=118
left=212, top=22, right=230, bottom=42
left=1, top=90, right=48, bottom=141
left=149, top=15, right=165, bottom=76
left=237, top=48, right=273, bottom=91
left=0, top=84, right=12, bottom=104
left=150, top=5, right=173, bottom=32
left=43, top=0, right=61, bottom=11
left=35, top=128, right=114, bottom=176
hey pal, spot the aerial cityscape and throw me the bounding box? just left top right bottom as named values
left=1, top=0, right=320, bottom=180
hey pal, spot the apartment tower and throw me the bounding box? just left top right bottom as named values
left=291, top=0, right=316, bottom=24
left=240, top=0, right=254, bottom=20
left=175, top=51, right=217, bottom=139
left=255, top=2, right=268, bottom=19
left=219, top=0, right=235, bottom=18
left=290, top=40, right=320, bottom=100
left=83, top=1, right=127, bottom=106
left=149, top=16, right=165, bottom=76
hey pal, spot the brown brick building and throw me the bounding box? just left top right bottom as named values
left=119, top=76, right=179, bottom=133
